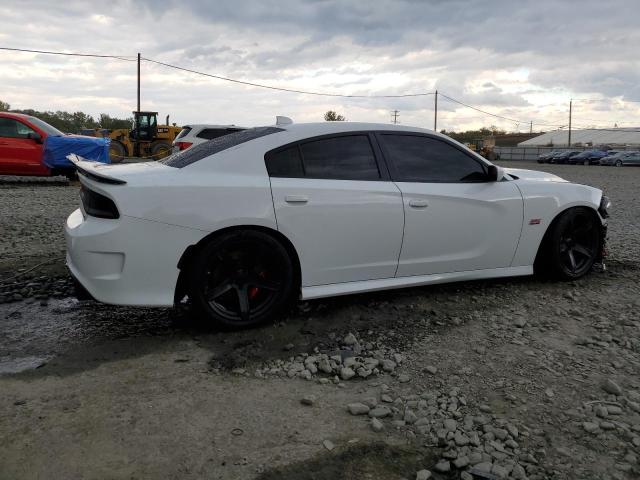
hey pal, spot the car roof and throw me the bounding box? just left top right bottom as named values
left=277, top=121, right=432, bottom=135
left=183, top=124, right=246, bottom=129
left=0, top=112, right=32, bottom=119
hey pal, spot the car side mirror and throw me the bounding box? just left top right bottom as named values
left=28, top=132, right=43, bottom=144
left=487, top=165, right=504, bottom=182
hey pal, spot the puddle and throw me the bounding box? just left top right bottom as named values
left=256, top=443, right=441, bottom=480
left=0, top=355, right=50, bottom=374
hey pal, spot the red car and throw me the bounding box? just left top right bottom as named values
left=0, top=112, right=66, bottom=176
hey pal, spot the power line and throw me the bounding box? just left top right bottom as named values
left=439, top=92, right=566, bottom=128
left=0, top=46, right=136, bottom=62
left=142, top=56, right=435, bottom=98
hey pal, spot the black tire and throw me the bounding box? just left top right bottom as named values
left=109, top=141, right=127, bottom=164
left=583, top=160, right=589, bottom=166
left=615, top=160, right=623, bottom=167
left=535, top=207, right=601, bottom=280
left=151, top=142, right=172, bottom=160
left=188, top=230, right=295, bottom=328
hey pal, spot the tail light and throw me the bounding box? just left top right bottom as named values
left=80, top=185, right=119, bottom=219
left=175, top=141, right=193, bottom=151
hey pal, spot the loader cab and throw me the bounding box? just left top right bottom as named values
left=131, top=111, right=158, bottom=141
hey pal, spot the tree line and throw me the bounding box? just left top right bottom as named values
left=0, top=99, right=132, bottom=133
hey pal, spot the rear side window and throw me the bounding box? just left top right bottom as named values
left=162, top=127, right=284, bottom=168
left=265, top=146, right=304, bottom=177
left=196, top=128, right=242, bottom=140
left=380, top=134, right=487, bottom=183
left=300, top=135, right=380, bottom=180
left=175, top=127, right=192, bottom=140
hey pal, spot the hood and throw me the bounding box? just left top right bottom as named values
left=504, top=168, right=568, bottom=183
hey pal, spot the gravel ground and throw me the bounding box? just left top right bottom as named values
left=0, top=162, right=639, bottom=480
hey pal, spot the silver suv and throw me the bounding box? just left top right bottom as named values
left=172, top=124, right=246, bottom=153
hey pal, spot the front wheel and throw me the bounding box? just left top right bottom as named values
left=536, top=208, right=601, bottom=280
left=583, top=160, right=590, bottom=166
left=188, top=230, right=295, bottom=328
left=615, top=160, right=623, bottom=167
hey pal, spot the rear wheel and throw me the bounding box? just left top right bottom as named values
left=583, top=160, right=590, bottom=166
left=151, top=142, right=172, bottom=160
left=536, top=208, right=600, bottom=280
left=615, top=160, right=623, bottom=167
left=109, top=141, right=127, bottom=164
left=188, top=230, right=295, bottom=328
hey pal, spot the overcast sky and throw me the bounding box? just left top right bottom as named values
left=1, top=0, right=639, bottom=132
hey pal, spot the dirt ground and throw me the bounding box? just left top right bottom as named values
left=0, top=162, right=639, bottom=480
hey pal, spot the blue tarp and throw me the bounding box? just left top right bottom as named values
left=43, top=135, right=111, bottom=169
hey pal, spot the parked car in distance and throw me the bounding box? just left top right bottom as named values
left=598, top=151, right=620, bottom=165
left=0, top=112, right=58, bottom=176
left=537, top=150, right=562, bottom=163
left=600, top=151, right=640, bottom=167
left=66, top=120, right=610, bottom=328
left=549, top=150, right=582, bottom=164
left=0, top=112, right=109, bottom=177
left=567, top=150, right=607, bottom=165
left=172, top=124, right=246, bottom=152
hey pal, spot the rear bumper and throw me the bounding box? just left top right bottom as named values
left=65, top=208, right=205, bottom=307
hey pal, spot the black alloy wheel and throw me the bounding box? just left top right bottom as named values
left=537, top=207, right=601, bottom=280
left=189, top=231, right=294, bottom=328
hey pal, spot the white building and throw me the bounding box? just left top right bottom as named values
left=518, top=128, right=640, bottom=147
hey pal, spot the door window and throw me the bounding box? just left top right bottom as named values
left=380, top=134, right=487, bottom=183
left=0, top=118, right=36, bottom=138
left=299, top=135, right=380, bottom=180
left=196, top=128, right=242, bottom=140
left=265, top=146, right=304, bottom=177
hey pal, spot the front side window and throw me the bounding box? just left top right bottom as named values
left=380, top=134, right=487, bottom=183
left=0, top=118, right=36, bottom=139
left=299, top=135, right=380, bottom=180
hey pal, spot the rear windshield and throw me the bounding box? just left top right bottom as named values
left=161, top=127, right=284, bottom=168
left=175, top=126, right=192, bottom=140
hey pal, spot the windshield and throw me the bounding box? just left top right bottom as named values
left=27, top=116, right=64, bottom=137
left=161, top=126, right=284, bottom=168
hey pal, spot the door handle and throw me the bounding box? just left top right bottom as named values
left=285, top=195, right=309, bottom=204
left=409, top=199, right=429, bottom=208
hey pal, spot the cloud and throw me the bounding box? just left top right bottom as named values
left=0, top=0, right=638, bottom=131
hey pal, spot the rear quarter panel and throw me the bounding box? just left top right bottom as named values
left=104, top=145, right=279, bottom=234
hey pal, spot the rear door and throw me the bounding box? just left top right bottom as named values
left=377, top=133, right=523, bottom=277
left=0, top=117, right=46, bottom=175
left=267, top=133, right=404, bottom=286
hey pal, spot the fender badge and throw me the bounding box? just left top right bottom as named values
left=529, top=219, right=541, bottom=225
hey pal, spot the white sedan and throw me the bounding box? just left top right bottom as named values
left=65, top=120, right=609, bottom=328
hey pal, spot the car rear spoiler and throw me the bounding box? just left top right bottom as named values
left=67, top=154, right=127, bottom=185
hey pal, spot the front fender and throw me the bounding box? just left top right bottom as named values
left=511, top=181, right=603, bottom=267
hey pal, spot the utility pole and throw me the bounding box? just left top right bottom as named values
left=434, top=90, right=438, bottom=131
left=530, top=121, right=533, bottom=134
left=391, top=110, right=400, bottom=124
left=567, top=98, right=572, bottom=147
left=136, top=52, right=141, bottom=157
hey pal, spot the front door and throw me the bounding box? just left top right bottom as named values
left=0, top=117, right=45, bottom=175
left=267, top=133, right=405, bottom=286
left=377, top=132, right=523, bottom=277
